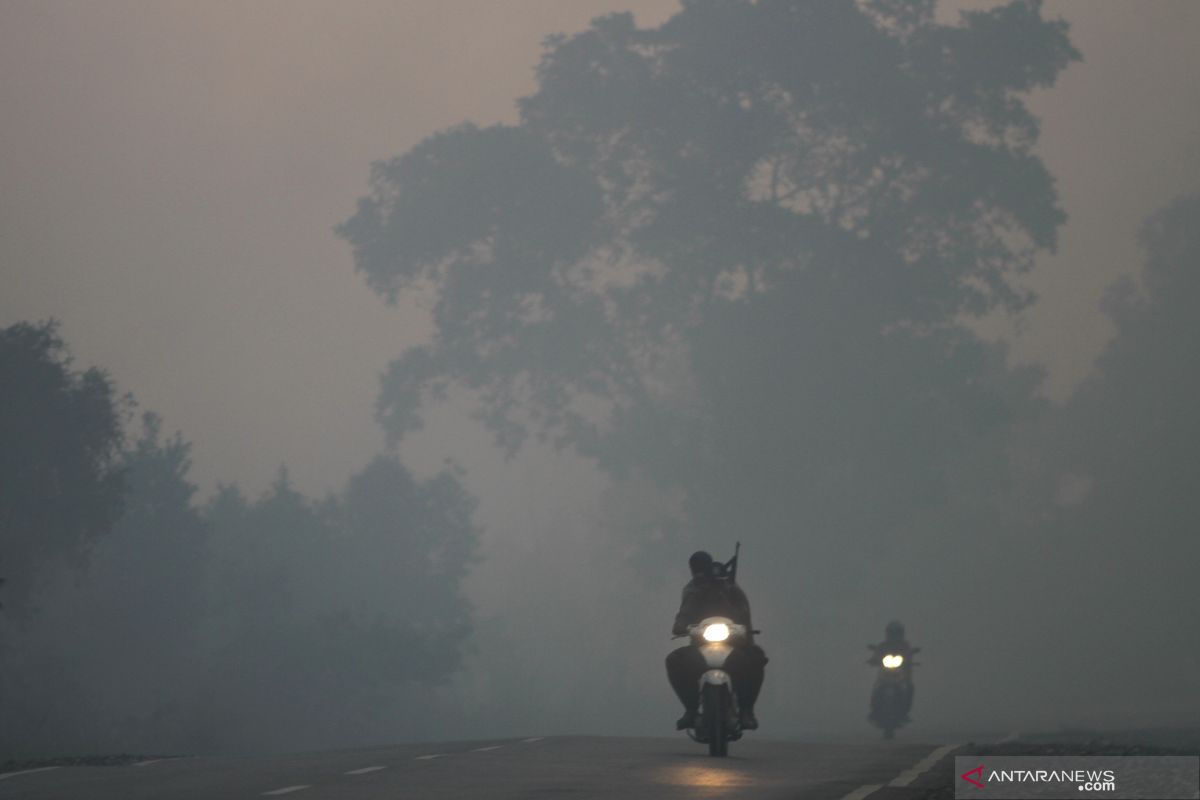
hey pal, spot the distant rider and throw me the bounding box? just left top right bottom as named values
left=868, top=620, right=916, bottom=717
left=665, top=550, right=768, bottom=730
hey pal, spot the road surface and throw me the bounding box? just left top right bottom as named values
left=0, top=735, right=957, bottom=799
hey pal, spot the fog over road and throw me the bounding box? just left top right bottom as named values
left=4, top=0, right=1198, bottom=773
left=0, top=736, right=952, bottom=800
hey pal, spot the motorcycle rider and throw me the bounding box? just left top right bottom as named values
left=666, top=550, right=768, bottom=731
left=868, top=620, right=915, bottom=719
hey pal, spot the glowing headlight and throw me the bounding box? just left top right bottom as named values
left=882, top=654, right=904, bottom=669
left=702, top=623, right=731, bottom=642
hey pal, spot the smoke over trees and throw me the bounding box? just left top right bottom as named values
left=3, top=0, right=1198, bottom=759
left=339, top=0, right=1085, bottom=728
left=1034, top=195, right=1200, bottom=720
left=193, top=457, right=476, bottom=752
left=0, top=323, right=479, bottom=756
left=0, top=321, right=127, bottom=621
left=340, top=0, right=1077, bottom=546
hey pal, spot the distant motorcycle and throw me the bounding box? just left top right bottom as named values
left=679, top=616, right=753, bottom=757
left=867, top=644, right=919, bottom=739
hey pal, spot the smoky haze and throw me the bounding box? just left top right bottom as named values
left=1, top=0, right=1199, bottom=758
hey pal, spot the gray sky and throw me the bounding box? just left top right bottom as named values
left=2, top=0, right=1198, bottom=497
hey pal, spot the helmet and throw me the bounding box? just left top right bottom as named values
left=885, top=620, right=905, bottom=641
left=688, top=550, right=715, bottom=576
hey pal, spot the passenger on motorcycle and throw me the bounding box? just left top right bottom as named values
left=666, top=550, right=768, bottom=731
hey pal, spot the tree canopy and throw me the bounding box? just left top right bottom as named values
left=340, top=0, right=1078, bottom=562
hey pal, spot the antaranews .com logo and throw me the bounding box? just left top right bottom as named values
left=961, top=763, right=1116, bottom=793
left=953, top=755, right=1198, bottom=799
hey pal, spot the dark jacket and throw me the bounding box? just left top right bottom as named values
left=672, top=576, right=754, bottom=641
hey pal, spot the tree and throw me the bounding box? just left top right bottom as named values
left=340, top=0, right=1075, bottom=555
left=0, top=321, right=127, bottom=621
left=1039, top=195, right=1200, bottom=719
left=0, top=414, right=211, bottom=755
left=339, top=0, right=1079, bottom=730
left=195, top=457, right=478, bottom=752
left=0, top=322, right=480, bottom=752
left=337, top=455, right=476, bottom=675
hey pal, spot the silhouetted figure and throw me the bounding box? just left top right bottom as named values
left=666, top=550, right=767, bottom=730
left=868, top=620, right=917, bottom=722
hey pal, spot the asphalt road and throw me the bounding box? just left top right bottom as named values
left=0, top=736, right=955, bottom=800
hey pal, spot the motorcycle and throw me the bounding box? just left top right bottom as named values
left=679, top=616, right=752, bottom=757
left=867, top=644, right=919, bottom=739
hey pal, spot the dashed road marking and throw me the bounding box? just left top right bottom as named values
left=838, top=742, right=961, bottom=800
left=996, top=731, right=1021, bottom=744
left=839, top=784, right=882, bottom=800
left=0, top=766, right=62, bottom=780
left=472, top=745, right=503, bottom=752
left=133, top=759, right=166, bottom=767
left=415, top=754, right=445, bottom=760
left=344, top=766, right=387, bottom=775
left=888, top=742, right=960, bottom=787
left=262, top=785, right=310, bottom=796
left=522, top=737, right=544, bottom=743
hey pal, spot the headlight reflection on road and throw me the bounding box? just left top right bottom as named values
left=655, top=765, right=752, bottom=794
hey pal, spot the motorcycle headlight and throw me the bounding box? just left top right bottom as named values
left=882, top=654, right=904, bottom=669
left=702, top=623, right=731, bottom=643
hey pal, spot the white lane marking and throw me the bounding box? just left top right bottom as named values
left=0, top=766, right=62, bottom=780
left=472, top=745, right=503, bottom=752
left=344, top=766, right=387, bottom=775
left=133, top=759, right=166, bottom=767
left=415, top=754, right=445, bottom=760
left=888, top=742, right=960, bottom=786
left=996, top=730, right=1021, bottom=743
left=837, top=742, right=962, bottom=800
left=522, top=737, right=544, bottom=743
left=262, top=785, right=310, bottom=796
left=839, top=784, right=882, bottom=800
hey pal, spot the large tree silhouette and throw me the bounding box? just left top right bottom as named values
left=340, top=0, right=1076, bottom=570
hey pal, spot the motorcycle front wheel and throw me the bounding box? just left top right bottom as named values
left=703, top=684, right=729, bottom=757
